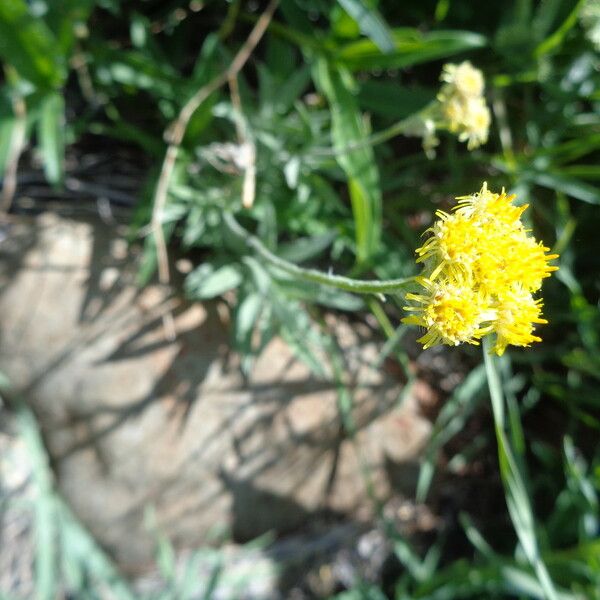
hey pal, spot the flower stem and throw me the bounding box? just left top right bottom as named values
left=222, top=212, right=415, bottom=295
left=482, top=337, right=558, bottom=600
left=306, top=102, right=439, bottom=160
left=483, top=337, right=505, bottom=427
left=307, top=116, right=413, bottom=158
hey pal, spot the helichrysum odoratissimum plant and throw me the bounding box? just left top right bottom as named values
left=403, top=184, right=559, bottom=355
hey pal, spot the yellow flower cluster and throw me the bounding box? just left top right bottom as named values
left=438, top=61, right=491, bottom=150
left=404, top=61, right=491, bottom=157
left=403, top=184, right=558, bottom=355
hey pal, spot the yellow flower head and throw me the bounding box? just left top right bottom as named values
left=404, top=276, right=493, bottom=349
left=404, top=184, right=559, bottom=355
left=409, top=61, right=491, bottom=156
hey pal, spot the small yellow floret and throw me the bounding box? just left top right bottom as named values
left=493, top=286, right=548, bottom=356
left=441, top=61, right=485, bottom=98
left=503, top=233, right=560, bottom=293
left=416, top=210, right=480, bottom=272
left=455, top=183, right=526, bottom=226
left=458, top=97, right=491, bottom=149
left=403, top=276, right=492, bottom=348
left=441, top=95, right=467, bottom=132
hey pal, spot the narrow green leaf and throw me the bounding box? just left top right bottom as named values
left=44, top=0, right=95, bottom=56
left=185, top=33, right=223, bottom=143
left=0, top=98, right=16, bottom=175
left=277, top=304, right=328, bottom=376
left=156, top=532, right=177, bottom=580
left=278, top=232, right=336, bottom=263
left=235, top=292, right=263, bottom=350
left=336, top=28, right=487, bottom=71
left=358, top=80, right=434, bottom=118
left=59, top=501, right=135, bottom=599
left=39, top=92, right=65, bottom=185
left=483, top=338, right=560, bottom=600
left=526, top=171, right=600, bottom=204
left=534, top=0, right=587, bottom=57
left=336, top=0, right=396, bottom=53
left=185, top=263, right=243, bottom=299
left=459, top=513, right=497, bottom=560
left=91, top=47, right=180, bottom=100
left=313, top=59, right=382, bottom=265
left=273, top=65, right=312, bottom=114
left=16, top=405, right=57, bottom=600
left=532, top=0, right=564, bottom=39
left=88, top=121, right=164, bottom=157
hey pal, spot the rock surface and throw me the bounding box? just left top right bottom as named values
left=0, top=212, right=431, bottom=573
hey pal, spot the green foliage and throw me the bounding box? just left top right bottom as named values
left=0, top=0, right=68, bottom=90
left=38, top=92, right=65, bottom=184
left=1, top=0, right=599, bottom=598
left=313, top=58, right=382, bottom=266
left=335, top=28, right=487, bottom=70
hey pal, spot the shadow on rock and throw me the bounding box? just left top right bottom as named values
left=0, top=212, right=433, bottom=580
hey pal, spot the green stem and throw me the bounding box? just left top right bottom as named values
left=306, top=103, right=440, bottom=160
left=218, top=0, right=241, bottom=40
left=482, top=337, right=558, bottom=600
left=367, top=297, right=396, bottom=338
left=308, top=117, right=414, bottom=158
left=223, top=212, right=415, bottom=295
left=483, top=337, right=504, bottom=427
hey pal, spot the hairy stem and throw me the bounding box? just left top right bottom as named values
left=223, top=212, right=415, bottom=295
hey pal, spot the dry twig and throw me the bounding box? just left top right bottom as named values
left=151, top=0, right=279, bottom=340
left=228, top=74, right=256, bottom=209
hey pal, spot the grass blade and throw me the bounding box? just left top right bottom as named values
left=483, top=337, right=560, bottom=600
left=15, top=403, right=57, bottom=600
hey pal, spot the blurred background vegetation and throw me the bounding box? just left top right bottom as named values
left=0, top=0, right=599, bottom=598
